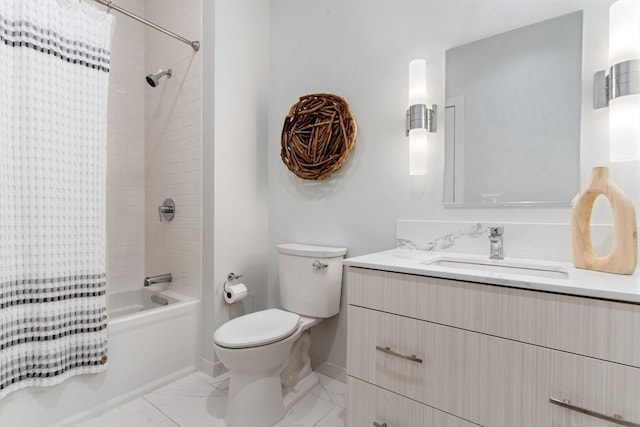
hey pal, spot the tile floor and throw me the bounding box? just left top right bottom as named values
left=75, top=371, right=346, bottom=427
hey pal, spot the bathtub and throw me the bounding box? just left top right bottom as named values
left=108, top=288, right=181, bottom=319
left=0, top=288, right=199, bottom=427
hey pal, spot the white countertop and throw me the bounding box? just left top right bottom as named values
left=343, top=249, right=640, bottom=304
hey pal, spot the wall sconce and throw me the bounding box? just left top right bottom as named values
left=594, top=0, right=640, bottom=162
left=406, top=59, right=436, bottom=175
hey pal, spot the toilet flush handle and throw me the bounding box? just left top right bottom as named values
left=312, top=260, right=328, bottom=270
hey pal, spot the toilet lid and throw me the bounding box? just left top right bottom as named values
left=213, top=308, right=301, bottom=349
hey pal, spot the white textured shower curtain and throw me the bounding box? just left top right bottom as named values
left=0, top=0, right=113, bottom=398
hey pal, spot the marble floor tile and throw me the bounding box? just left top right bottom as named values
left=190, top=370, right=214, bottom=384
left=192, top=370, right=230, bottom=392
left=310, top=373, right=347, bottom=408
left=75, top=397, right=170, bottom=427
left=78, top=370, right=346, bottom=427
left=274, top=393, right=335, bottom=427
left=144, top=374, right=227, bottom=427
left=314, top=405, right=346, bottom=427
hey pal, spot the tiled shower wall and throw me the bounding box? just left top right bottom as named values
left=144, top=0, right=202, bottom=298
left=106, top=0, right=202, bottom=297
left=106, top=0, right=146, bottom=293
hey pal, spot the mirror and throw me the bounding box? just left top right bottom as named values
left=444, top=11, right=583, bottom=207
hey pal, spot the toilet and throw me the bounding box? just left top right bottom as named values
left=213, top=243, right=347, bottom=427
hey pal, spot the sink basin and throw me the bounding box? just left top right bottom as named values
left=421, top=256, right=569, bottom=279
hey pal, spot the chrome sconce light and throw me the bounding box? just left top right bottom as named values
left=594, top=0, right=640, bottom=162
left=406, top=59, right=437, bottom=176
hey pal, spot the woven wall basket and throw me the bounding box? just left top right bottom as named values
left=281, top=93, right=357, bottom=180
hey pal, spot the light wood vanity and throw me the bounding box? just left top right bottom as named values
left=345, top=264, right=640, bottom=427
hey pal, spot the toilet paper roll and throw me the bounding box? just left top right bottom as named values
left=224, top=283, right=248, bottom=304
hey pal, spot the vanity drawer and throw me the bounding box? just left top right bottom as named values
left=347, top=305, right=426, bottom=402
left=546, top=349, right=640, bottom=427
left=347, top=376, right=478, bottom=427
left=348, top=268, right=420, bottom=318
left=347, top=267, right=640, bottom=368
left=347, top=305, right=545, bottom=427
left=414, top=273, right=640, bottom=369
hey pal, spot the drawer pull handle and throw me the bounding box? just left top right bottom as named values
left=373, top=422, right=388, bottom=427
left=549, top=398, right=640, bottom=427
left=375, top=345, right=423, bottom=364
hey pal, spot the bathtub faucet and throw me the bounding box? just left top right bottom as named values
left=144, top=273, right=172, bottom=287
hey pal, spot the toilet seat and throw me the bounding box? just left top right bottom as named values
left=213, top=308, right=301, bottom=349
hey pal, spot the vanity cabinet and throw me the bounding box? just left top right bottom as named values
left=548, top=349, right=640, bottom=427
left=346, top=267, right=640, bottom=427
left=348, top=376, right=477, bottom=427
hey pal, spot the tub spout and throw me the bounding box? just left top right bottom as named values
left=144, top=273, right=172, bottom=287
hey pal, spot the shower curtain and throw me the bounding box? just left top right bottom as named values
left=0, top=0, right=113, bottom=399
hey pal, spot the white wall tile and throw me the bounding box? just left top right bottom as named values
left=107, top=0, right=146, bottom=294
left=107, top=0, right=201, bottom=298
left=144, top=0, right=202, bottom=297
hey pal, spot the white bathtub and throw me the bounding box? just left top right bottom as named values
left=0, top=289, right=199, bottom=427
left=108, top=288, right=181, bottom=319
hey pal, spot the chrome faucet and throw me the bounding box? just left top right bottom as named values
left=144, top=273, right=172, bottom=287
left=489, top=226, right=504, bottom=260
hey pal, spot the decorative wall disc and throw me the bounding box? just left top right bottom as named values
left=281, top=93, right=357, bottom=180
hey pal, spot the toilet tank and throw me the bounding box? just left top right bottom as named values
left=276, top=243, right=347, bottom=318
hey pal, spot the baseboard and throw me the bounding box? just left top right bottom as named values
left=213, top=360, right=228, bottom=378
left=52, top=366, right=196, bottom=427
left=200, top=356, right=227, bottom=380
left=200, top=356, right=215, bottom=377
left=204, top=357, right=342, bottom=384
left=313, top=361, right=346, bottom=383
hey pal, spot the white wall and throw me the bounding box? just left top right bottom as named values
left=201, top=0, right=270, bottom=371
left=268, top=0, right=631, bottom=373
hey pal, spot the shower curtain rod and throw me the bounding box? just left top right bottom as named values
left=92, top=0, right=200, bottom=51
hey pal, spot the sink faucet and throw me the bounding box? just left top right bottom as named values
left=488, top=227, right=504, bottom=260
left=144, top=273, right=172, bottom=287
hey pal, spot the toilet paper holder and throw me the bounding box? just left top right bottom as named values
left=224, top=272, right=243, bottom=294
left=223, top=272, right=248, bottom=304
left=227, top=272, right=243, bottom=281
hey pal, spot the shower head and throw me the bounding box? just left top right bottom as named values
left=145, top=69, right=172, bottom=87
